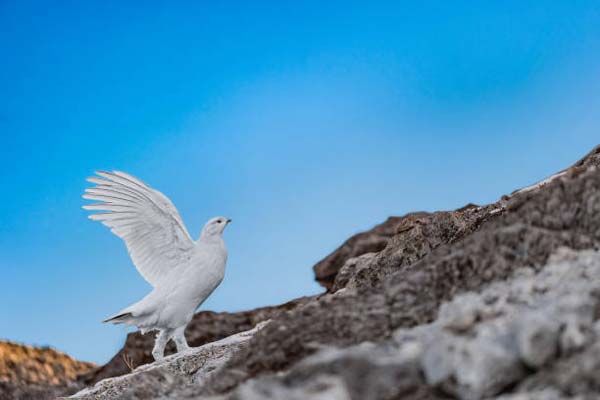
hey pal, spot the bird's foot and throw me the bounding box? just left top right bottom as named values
left=152, top=329, right=169, bottom=361
left=152, top=349, right=165, bottom=361
left=173, top=326, right=190, bottom=352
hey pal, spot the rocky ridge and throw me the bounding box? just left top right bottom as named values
left=65, top=144, right=600, bottom=400
left=227, top=247, right=600, bottom=400
left=80, top=297, right=312, bottom=386
left=71, top=322, right=269, bottom=400
left=4, top=145, right=599, bottom=400
left=0, top=341, right=95, bottom=400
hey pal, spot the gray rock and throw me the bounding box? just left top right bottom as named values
left=514, top=312, right=559, bottom=368
left=222, top=248, right=600, bottom=400
left=421, top=308, right=525, bottom=399
left=232, top=375, right=352, bottom=400
left=492, top=389, right=583, bottom=400
left=437, top=293, right=487, bottom=332
left=68, top=322, right=269, bottom=400
left=333, top=253, right=378, bottom=291
left=81, top=297, right=311, bottom=386
left=65, top=146, right=600, bottom=400
left=228, top=343, right=437, bottom=400
left=313, top=216, right=410, bottom=291
left=403, top=247, right=600, bottom=399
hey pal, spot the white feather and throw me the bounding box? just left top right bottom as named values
left=82, top=170, right=231, bottom=360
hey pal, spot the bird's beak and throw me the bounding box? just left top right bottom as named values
left=226, top=218, right=232, bottom=224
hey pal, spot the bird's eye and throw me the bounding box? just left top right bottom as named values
left=217, top=220, right=222, bottom=223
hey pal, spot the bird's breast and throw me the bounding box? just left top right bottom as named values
left=172, top=245, right=227, bottom=303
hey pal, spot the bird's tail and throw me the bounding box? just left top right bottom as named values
left=102, top=312, right=133, bottom=324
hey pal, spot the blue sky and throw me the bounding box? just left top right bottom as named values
left=1, top=1, right=599, bottom=364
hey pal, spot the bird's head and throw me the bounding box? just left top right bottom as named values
left=201, top=216, right=232, bottom=238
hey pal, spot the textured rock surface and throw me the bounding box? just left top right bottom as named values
left=8, top=145, right=600, bottom=400
left=314, top=205, right=506, bottom=293
left=89, top=246, right=600, bottom=400
left=0, top=341, right=95, bottom=400
left=80, top=297, right=312, bottom=386
left=312, top=215, right=416, bottom=290
left=333, top=203, right=505, bottom=292
left=70, top=322, right=268, bottom=400
left=317, top=144, right=600, bottom=294
left=223, top=160, right=600, bottom=386
left=224, top=248, right=600, bottom=400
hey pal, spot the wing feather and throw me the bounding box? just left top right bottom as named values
left=82, top=170, right=194, bottom=286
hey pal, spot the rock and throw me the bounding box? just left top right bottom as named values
left=317, top=144, right=600, bottom=294
left=419, top=248, right=600, bottom=399
left=332, top=253, right=378, bottom=291
left=318, top=205, right=507, bottom=293
left=232, top=374, right=352, bottom=400
left=231, top=289, right=392, bottom=378
left=20, top=144, right=600, bottom=400
left=200, top=152, right=600, bottom=397
left=0, top=341, right=95, bottom=400
left=229, top=343, right=438, bottom=400
left=80, top=296, right=312, bottom=386
left=515, top=340, right=600, bottom=398
left=69, top=322, right=269, bottom=400
left=450, top=335, right=525, bottom=399
left=493, top=389, right=580, bottom=400
left=437, top=293, right=486, bottom=332
left=223, top=248, right=600, bottom=400
left=313, top=215, right=411, bottom=290
left=514, top=312, right=560, bottom=368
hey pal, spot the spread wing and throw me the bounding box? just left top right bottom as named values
left=82, top=170, right=194, bottom=287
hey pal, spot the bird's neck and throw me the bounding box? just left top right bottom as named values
left=198, top=233, right=224, bottom=245
left=196, top=234, right=227, bottom=259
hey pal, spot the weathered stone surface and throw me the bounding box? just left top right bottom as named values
left=514, top=311, right=560, bottom=368
left=515, top=340, right=600, bottom=398
left=348, top=203, right=506, bottom=292
left=69, top=322, right=269, bottom=400
left=413, top=248, right=600, bottom=399
left=318, top=204, right=507, bottom=293
left=0, top=382, right=85, bottom=400
left=493, top=389, right=581, bottom=400
left=11, top=144, right=600, bottom=400
left=222, top=163, right=600, bottom=388
left=0, top=341, right=95, bottom=400
left=229, top=343, right=442, bottom=400
left=317, top=144, right=600, bottom=294
left=332, top=252, right=378, bottom=292
left=221, top=248, right=600, bottom=400
left=79, top=296, right=312, bottom=386
left=313, top=215, right=409, bottom=290
left=231, top=288, right=392, bottom=378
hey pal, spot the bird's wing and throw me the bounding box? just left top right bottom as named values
left=82, top=170, right=195, bottom=287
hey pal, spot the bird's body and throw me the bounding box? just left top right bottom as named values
left=83, top=171, right=230, bottom=360
left=107, top=238, right=227, bottom=332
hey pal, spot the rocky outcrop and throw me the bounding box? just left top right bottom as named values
left=71, top=322, right=269, bottom=400
left=315, top=205, right=507, bottom=293
left=227, top=247, right=600, bottom=400
left=0, top=341, right=95, bottom=400
left=40, top=143, right=598, bottom=400
left=312, top=215, right=409, bottom=290
left=80, top=297, right=313, bottom=386
left=331, top=203, right=504, bottom=292
left=315, top=144, right=600, bottom=294
left=218, top=150, right=600, bottom=387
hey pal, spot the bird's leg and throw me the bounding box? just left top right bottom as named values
left=152, top=329, right=169, bottom=361
left=173, top=326, right=190, bottom=353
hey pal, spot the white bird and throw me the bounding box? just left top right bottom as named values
left=82, top=170, right=230, bottom=361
